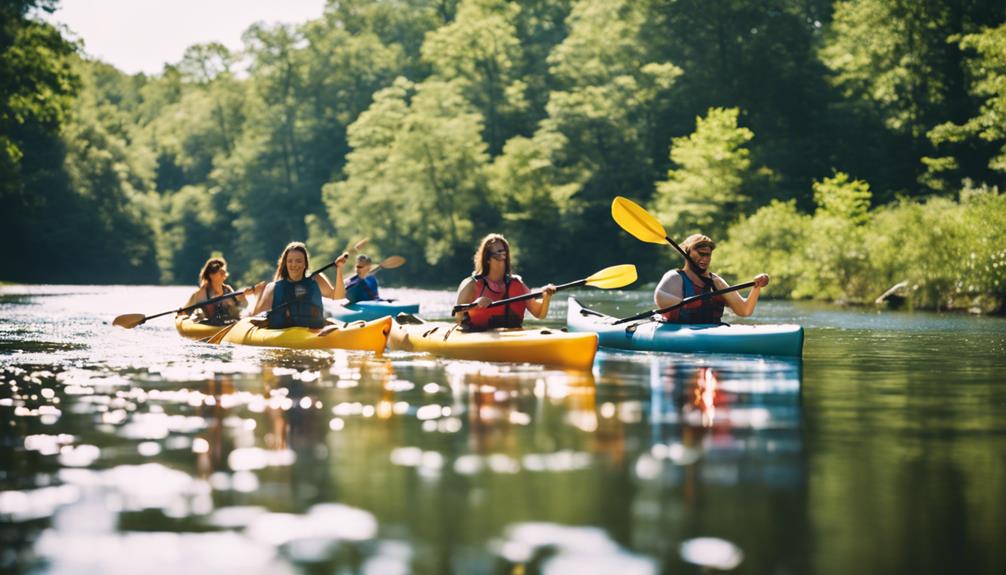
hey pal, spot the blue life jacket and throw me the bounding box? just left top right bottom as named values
left=344, top=275, right=379, bottom=304
left=268, top=277, right=326, bottom=328
left=664, top=271, right=725, bottom=324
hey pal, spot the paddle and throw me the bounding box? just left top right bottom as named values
left=112, top=286, right=256, bottom=329
left=371, top=255, right=405, bottom=273
left=313, top=238, right=369, bottom=277
left=612, top=281, right=756, bottom=325
left=451, top=264, right=638, bottom=314
left=611, top=196, right=712, bottom=288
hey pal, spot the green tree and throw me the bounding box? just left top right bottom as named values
left=651, top=107, right=757, bottom=241
left=819, top=0, right=1004, bottom=193
left=500, top=0, right=680, bottom=276
left=322, top=78, right=493, bottom=280
left=215, top=20, right=405, bottom=284
left=795, top=172, right=873, bottom=300
left=0, top=2, right=82, bottom=280
left=422, top=0, right=527, bottom=154
left=719, top=200, right=812, bottom=298
left=926, top=24, right=1006, bottom=190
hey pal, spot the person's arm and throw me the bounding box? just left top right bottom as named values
left=178, top=288, right=203, bottom=316
left=454, top=277, right=485, bottom=324
left=719, top=273, right=769, bottom=317
left=316, top=253, right=349, bottom=299
left=654, top=271, right=684, bottom=309
left=524, top=283, right=557, bottom=319
left=225, top=284, right=248, bottom=310
left=251, top=282, right=276, bottom=316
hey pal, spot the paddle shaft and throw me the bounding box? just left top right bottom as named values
left=452, top=278, right=582, bottom=314
left=143, top=288, right=251, bottom=324
left=613, top=281, right=756, bottom=325
left=312, top=254, right=348, bottom=278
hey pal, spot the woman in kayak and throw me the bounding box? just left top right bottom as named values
left=344, top=254, right=380, bottom=304
left=180, top=256, right=256, bottom=325
left=251, top=242, right=348, bottom=328
left=653, top=234, right=769, bottom=323
left=454, top=233, right=557, bottom=329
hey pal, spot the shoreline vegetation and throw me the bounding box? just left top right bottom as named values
left=3, top=1, right=1004, bottom=314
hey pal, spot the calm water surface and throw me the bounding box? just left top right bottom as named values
left=1, top=285, right=1004, bottom=574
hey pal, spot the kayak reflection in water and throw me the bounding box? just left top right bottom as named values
left=344, top=254, right=380, bottom=304
left=179, top=256, right=257, bottom=326
left=654, top=234, right=770, bottom=324
left=252, top=242, right=348, bottom=329
left=454, top=233, right=557, bottom=330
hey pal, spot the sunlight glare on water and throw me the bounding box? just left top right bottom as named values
left=1, top=284, right=1004, bottom=574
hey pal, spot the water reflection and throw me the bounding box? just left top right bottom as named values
left=1, top=318, right=806, bottom=574
left=7, top=285, right=1002, bottom=574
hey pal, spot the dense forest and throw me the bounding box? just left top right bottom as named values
left=2, top=0, right=1005, bottom=311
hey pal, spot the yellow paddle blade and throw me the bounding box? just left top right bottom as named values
left=112, top=313, right=146, bottom=329
left=353, top=238, right=369, bottom=252
left=584, top=264, right=637, bottom=289
left=378, top=255, right=406, bottom=269
left=611, top=196, right=668, bottom=245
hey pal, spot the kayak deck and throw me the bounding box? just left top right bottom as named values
left=219, top=316, right=392, bottom=353
left=325, top=300, right=421, bottom=322
left=174, top=315, right=230, bottom=340
left=389, top=315, right=597, bottom=370
left=566, top=297, right=804, bottom=357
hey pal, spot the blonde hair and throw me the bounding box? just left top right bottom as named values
left=681, top=234, right=716, bottom=254
left=274, top=242, right=311, bottom=280
left=198, top=257, right=227, bottom=287
left=472, top=233, right=511, bottom=277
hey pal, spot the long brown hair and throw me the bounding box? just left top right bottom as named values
left=472, top=233, right=511, bottom=278
left=198, top=257, right=227, bottom=287
left=274, top=242, right=311, bottom=281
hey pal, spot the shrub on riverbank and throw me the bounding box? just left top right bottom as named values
left=719, top=177, right=1006, bottom=313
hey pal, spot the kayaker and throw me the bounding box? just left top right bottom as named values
left=252, top=242, right=348, bottom=328
left=454, top=233, right=557, bottom=329
left=344, top=254, right=380, bottom=304
left=179, top=256, right=256, bottom=326
left=654, top=234, right=769, bottom=323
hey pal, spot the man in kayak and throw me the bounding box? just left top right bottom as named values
left=454, top=233, right=557, bottom=329
left=654, top=234, right=769, bottom=323
left=251, top=242, right=348, bottom=328
left=344, top=254, right=380, bottom=304
left=179, top=256, right=257, bottom=326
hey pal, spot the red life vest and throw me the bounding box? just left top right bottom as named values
left=661, top=270, right=724, bottom=324
left=465, top=275, right=529, bottom=329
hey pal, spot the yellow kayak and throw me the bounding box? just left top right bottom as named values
left=217, top=316, right=391, bottom=353
left=174, top=315, right=230, bottom=340
left=388, top=315, right=597, bottom=370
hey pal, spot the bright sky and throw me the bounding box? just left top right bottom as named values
left=42, top=0, right=327, bottom=75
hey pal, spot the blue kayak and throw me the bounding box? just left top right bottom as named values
left=325, top=300, right=420, bottom=322
left=566, top=297, right=804, bottom=357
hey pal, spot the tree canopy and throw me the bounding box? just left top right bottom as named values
left=3, top=0, right=1005, bottom=310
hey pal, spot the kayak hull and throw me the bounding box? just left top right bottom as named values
left=174, top=315, right=229, bottom=340
left=219, top=316, right=392, bottom=353
left=566, top=297, right=804, bottom=357
left=388, top=316, right=597, bottom=370
left=325, top=300, right=420, bottom=322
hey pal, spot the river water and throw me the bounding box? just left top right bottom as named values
left=1, top=285, right=1003, bottom=574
